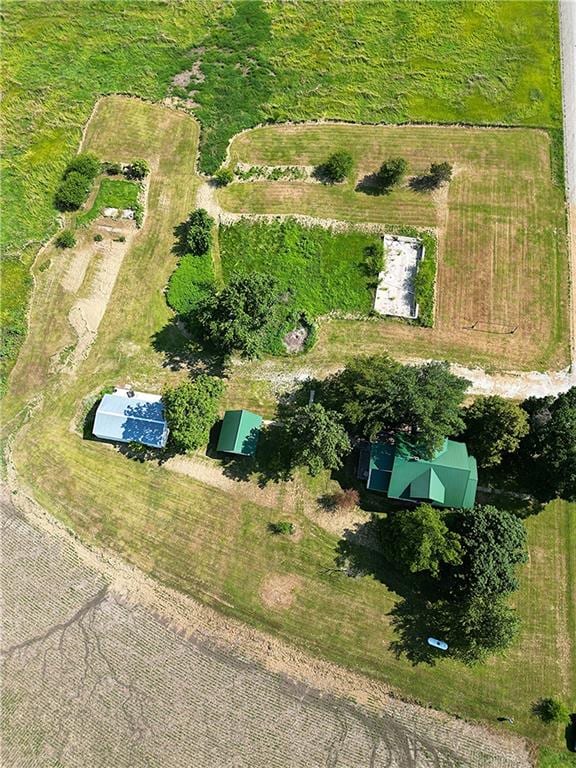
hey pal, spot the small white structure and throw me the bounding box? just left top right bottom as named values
left=373, top=234, right=423, bottom=319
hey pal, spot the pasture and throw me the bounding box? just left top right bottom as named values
left=4, top=100, right=574, bottom=762
left=1, top=0, right=563, bottom=391
left=220, top=123, right=571, bottom=370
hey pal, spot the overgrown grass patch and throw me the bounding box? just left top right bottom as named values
left=219, top=219, right=380, bottom=318
left=76, top=178, right=141, bottom=227
left=166, top=252, right=215, bottom=316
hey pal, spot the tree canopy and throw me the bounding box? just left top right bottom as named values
left=429, top=161, right=452, bottom=186
left=64, top=152, right=100, bottom=180
left=386, top=504, right=462, bottom=578
left=448, top=505, right=528, bottom=599
left=163, top=375, right=224, bottom=452
left=282, top=403, right=351, bottom=476
left=126, top=158, right=150, bottom=180
left=321, top=151, right=353, bottom=183
left=461, top=395, right=529, bottom=469
left=184, top=208, right=214, bottom=256
left=376, top=157, right=408, bottom=190
left=197, top=272, right=287, bottom=357
left=319, top=354, right=469, bottom=457
left=54, top=171, right=91, bottom=211
left=519, top=387, right=576, bottom=501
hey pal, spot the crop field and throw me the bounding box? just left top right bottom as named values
left=1, top=491, right=538, bottom=768
left=3, top=100, right=575, bottom=765
left=1, top=0, right=563, bottom=391
left=220, top=123, right=571, bottom=370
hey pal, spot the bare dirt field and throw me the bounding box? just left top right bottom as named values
left=1, top=486, right=532, bottom=768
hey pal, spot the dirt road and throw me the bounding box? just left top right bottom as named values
left=0, top=485, right=530, bottom=768
left=560, top=0, right=576, bottom=367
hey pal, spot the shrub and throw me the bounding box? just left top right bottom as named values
left=330, top=488, right=360, bottom=511
left=54, top=171, right=91, bottom=211
left=93, top=233, right=103, bottom=242
left=213, top=167, right=234, bottom=186
left=167, top=252, right=215, bottom=316
left=125, top=159, right=149, bottom=180
left=184, top=208, right=214, bottom=256
left=163, top=375, right=225, bottom=452
left=64, top=152, right=100, bottom=181
left=533, top=698, right=569, bottom=724
left=113, top=235, right=126, bottom=243
left=55, top=229, right=76, bottom=248
left=268, top=521, right=295, bottom=535
left=106, top=162, right=123, bottom=175
left=320, top=151, right=353, bottom=183
left=376, top=157, right=408, bottom=191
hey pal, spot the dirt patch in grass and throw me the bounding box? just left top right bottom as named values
left=260, top=573, right=303, bottom=610
left=283, top=325, right=308, bottom=353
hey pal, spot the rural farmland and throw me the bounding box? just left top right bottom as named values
left=2, top=2, right=576, bottom=767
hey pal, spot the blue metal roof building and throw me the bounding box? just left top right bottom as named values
left=92, top=389, right=169, bottom=448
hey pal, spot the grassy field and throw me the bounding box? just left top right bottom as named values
left=1, top=0, right=563, bottom=392
left=3, top=100, right=574, bottom=764
left=76, top=178, right=141, bottom=227
left=219, top=220, right=380, bottom=316
left=219, top=122, right=571, bottom=370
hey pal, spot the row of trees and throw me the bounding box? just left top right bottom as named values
left=318, top=151, right=453, bottom=193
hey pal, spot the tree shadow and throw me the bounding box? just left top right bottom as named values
left=151, top=317, right=225, bottom=377
left=218, top=423, right=294, bottom=487
left=567, top=714, right=576, bottom=752
left=172, top=220, right=190, bottom=257
left=311, top=164, right=342, bottom=185
left=117, top=441, right=179, bottom=466
left=355, top=173, right=388, bottom=196
left=408, top=174, right=438, bottom=192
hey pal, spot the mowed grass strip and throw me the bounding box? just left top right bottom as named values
left=219, top=219, right=380, bottom=316
left=221, top=123, right=570, bottom=371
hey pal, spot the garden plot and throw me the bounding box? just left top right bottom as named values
left=374, top=235, right=422, bottom=319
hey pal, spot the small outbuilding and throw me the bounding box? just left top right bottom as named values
left=92, top=388, right=169, bottom=449
left=366, top=436, right=477, bottom=510
left=217, top=409, right=263, bottom=456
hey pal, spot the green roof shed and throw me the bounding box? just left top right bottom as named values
left=367, top=437, right=477, bottom=509
left=217, top=409, right=263, bottom=456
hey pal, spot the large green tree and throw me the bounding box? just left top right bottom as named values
left=197, top=272, right=287, bottom=357
left=376, top=157, right=408, bottom=191
left=446, top=595, right=520, bottom=664
left=282, top=403, right=351, bottom=476
left=386, top=504, right=462, bottom=578
left=448, top=505, right=527, bottom=599
left=184, top=208, right=214, bottom=256
left=319, top=355, right=469, bottom=457
left=163, top=375, right=224, bottom=452
left=520, top=387, right=576, bottom=501
left=461, top=395, right=529, bottom=468
left=321, top=151, right=353, bottom=183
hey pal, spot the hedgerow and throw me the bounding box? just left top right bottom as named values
left=166, top=253, right=215, bottom=316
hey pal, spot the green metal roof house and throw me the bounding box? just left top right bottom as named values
left=217, top=409, right=263, bottom=456
left=367, top=438, right=477, bottom=509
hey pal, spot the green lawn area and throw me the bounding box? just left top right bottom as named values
left=219, top=220, right=380, bottom=317
left=76, top=178, right=140, bottom=227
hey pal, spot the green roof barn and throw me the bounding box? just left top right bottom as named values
left=217, top=409, right=263, bottom=456
left=367, top=437, right=477, bottom=509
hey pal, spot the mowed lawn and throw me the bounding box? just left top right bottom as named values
left=4, top=100, right=575, bottom=756
left=220, top=123, right=570, bottom=371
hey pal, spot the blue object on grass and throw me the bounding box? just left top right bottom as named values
left=427, top=637, right=448, bottom=651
